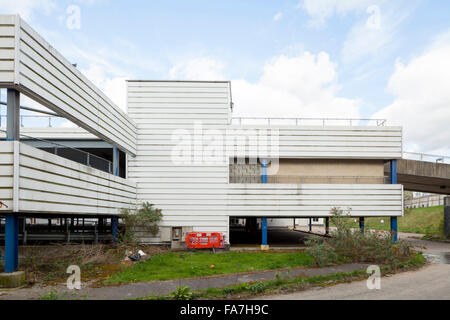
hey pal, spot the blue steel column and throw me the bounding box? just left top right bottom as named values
left=309, top=218, right=312, bottom=232
left=325, top=217, right=330, bottom=235
left=4, top=89, right=20, bottom=273
left=359, top=217, right=365, bottom=234
left=111, top=146, right=120, bottom=243
left=5, top=215, right=19, bottom=273
left=390, top=160, right=398, bottom=243
left=261, top=159, right=268, bottom=249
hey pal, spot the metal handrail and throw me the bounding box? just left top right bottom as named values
left=0, top=129, right=113, bottom=174
left=403, top=152, right=450, bottom=164
left=230, top=117, right=387, bottom=127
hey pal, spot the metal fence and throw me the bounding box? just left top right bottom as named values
left=403, top=152, right=450, bottom=164
left=1, top=129, right=113, bottom=174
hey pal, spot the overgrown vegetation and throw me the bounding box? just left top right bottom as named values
left=104, top=251, right=314, bottom=284
left=339, top=206, right=445, bottom=236
left=19, top=244, right=168, bottom=285
left=120, top=202, right=162, bottom=245
left=140, top=252, right=425, bottom=300
left=306, top=208, right=413, bottom=267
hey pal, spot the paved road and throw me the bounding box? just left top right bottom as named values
left=261, top=232, right=450, bottom=300
left=261, top=264, right=450, bottom=300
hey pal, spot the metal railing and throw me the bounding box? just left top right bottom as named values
left=403, top=152, right=450, bottom=164
left=229, top=175, right=388, bottom=184
left=230, top=117, right=387, bottom=127
left=1, top=129, right=113, bottom=174
left=0, top=114, right=64, bottom=128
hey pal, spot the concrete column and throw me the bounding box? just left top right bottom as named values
left=445, top=197, right=450, bottom=238
left=6, top=89, right=20, bottom=141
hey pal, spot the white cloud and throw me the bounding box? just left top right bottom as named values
left=169, top=58, right=225, bottom=81
left=273, top=12, right=283, bottom=22
left=232, top=52, right=361, bottom=119
left=167, top=52, right=361, bottom=120
left=299, top=0, right=376, bottom=28
left=80, top=64, right=130, bottom=112
left=372, top=34, right=450, bottom=155
left=0, top=0, right=56, bottom=20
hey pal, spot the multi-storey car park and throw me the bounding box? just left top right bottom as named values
left=1, top=15, right=449, bottom=273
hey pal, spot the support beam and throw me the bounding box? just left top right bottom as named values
left=6, top=89, right=20, bottom=141
left=309, top=218, right=312, bottom=232
left=261, top=159, right=269, bottom=250
left=325, top=218, right=330, bottom=235
left=391, top=217, right=398, bottom=243
left=4, top=214, right=19, bottom=273
left=390, top=160, right=398, bottom=243
left=113, top=146, right=119, bottom=177
left=111, top=217, right=119, bottom=244
left=359, top=217, right=365, bottom=234
left=444, top=197, right=450, bottom=239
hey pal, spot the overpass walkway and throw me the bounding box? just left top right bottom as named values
left=385, top=152, right=450, bottom=194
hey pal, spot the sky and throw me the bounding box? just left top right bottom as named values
left=1, top=0, right=450, bottom=155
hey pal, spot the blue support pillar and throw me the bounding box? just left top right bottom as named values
left=261, top=159, right=269, bottom=250
left=391, top=217, right=398, bottom=244
left=309, top=218, right=312, bottom=232
left=5, top=214, right=19, bottom=273
left=113, top=146, right=119, bottom=177
left=359, top=217, right=365, bottom=234
left=390, top=160, right=398, bottom=243
left=325, top=217, right=330, bottom=235
left=111, top=217, right=119, bottom=244
left=4, top=89, right=20, bottom=273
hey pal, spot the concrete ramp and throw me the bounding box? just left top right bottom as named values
left=385, top=159, right=450, bottom=194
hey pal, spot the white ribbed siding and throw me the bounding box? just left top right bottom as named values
left=0, top=142, right=14, bottom=212
left=127, top=81, right=231, bottom=236
left=0, top=15, right=137, bottom=156
left=228, top=125, right=403, bottom=159
left=0, top=15, right=16, bottom=84
left=227, top=184, right=404, bottom=217
left=0, top=142, right=136, bottom=215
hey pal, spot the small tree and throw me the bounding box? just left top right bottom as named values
left=120, top=202, right=162, bottom=245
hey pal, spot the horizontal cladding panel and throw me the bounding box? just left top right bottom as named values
left=18, top=65, right=136, bottom=154
left=227, top=184, right=403, bottom=217
left=17, top=143, right=136, bottom=215
left=14, top=17, right=137, bottom=155
left=0, top=142, right=14, bottom=210
left=0, top=48, right=15, bottom=60
left=128, top=97, right=229, bottom=104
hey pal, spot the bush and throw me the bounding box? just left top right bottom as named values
left=306, top=208, right=412, bottom=268
left=120, top=202, right=162, bottom=245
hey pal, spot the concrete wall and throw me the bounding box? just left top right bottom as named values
left=405, top=194, right=446, bottom=209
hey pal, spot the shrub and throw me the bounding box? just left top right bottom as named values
left=120, top=202, right=162, bottom=245
left=306, top=208, right=412, bottom=268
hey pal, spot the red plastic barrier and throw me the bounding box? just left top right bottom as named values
left=185, top=232, right=225, bottom=249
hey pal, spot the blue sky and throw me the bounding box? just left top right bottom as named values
left=1, top=0, right=450, bottom=154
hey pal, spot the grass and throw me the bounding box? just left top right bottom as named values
left=338, top=206, right=444, bottom=235
left=104, top=251, right=315, bottom=285
left=139, top=252, right=426, bottom=300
